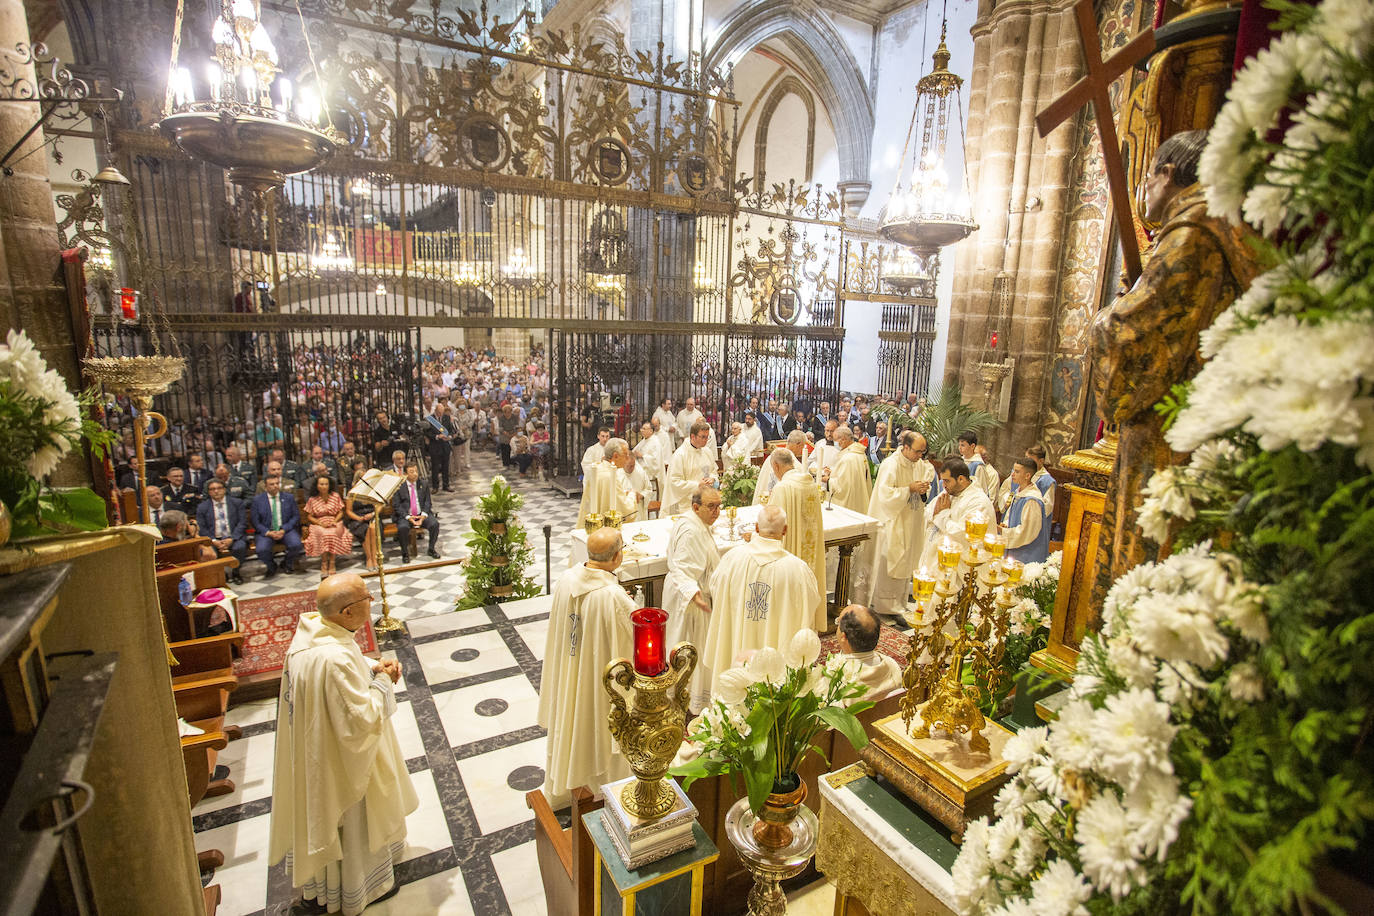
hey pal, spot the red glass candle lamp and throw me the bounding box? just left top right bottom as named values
left=631, top=607, right=668, bottom=677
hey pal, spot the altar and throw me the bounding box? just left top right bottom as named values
left=568, top=503, right=879, bottom=616
left=815, top=763, right=958, bottom=916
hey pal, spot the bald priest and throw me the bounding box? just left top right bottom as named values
left=269, top=573, right=417, bottom=916
left=539, top=528, right=635, bottom=804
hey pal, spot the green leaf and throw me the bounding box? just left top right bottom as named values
left=742, top=755, right=773, bottom=815
left=44, top=486, right=109, bottom=531
left=814, top=705, right=870, bottom=751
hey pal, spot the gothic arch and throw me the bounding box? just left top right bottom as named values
left=705, top=1, right=873, bottom=196
left=752, top=75, right=816, bottom=183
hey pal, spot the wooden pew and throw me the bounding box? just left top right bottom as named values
left=526, top=787, right=603, bottom=916
left=154, top=539, right=239, bottom=642
left=174, top=664, right=239, bottom=806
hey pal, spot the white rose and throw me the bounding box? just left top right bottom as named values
left=784, top=628, right=821, bottom=668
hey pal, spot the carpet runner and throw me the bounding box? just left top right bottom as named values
left=233, top=588, right=378, bottom=677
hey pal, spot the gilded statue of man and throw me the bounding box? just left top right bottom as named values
left=1089, top=129, right=1260, bottom=595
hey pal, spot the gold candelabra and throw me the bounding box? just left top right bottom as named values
left=604, top=644, right=698, bottom=818
left=901, top=511, right=1022, bottom=754
left=368, top=508, right=403, bottom=632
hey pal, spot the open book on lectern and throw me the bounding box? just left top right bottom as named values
left=348, top=468, right=405, bottom=506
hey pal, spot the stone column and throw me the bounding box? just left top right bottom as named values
left=944, top=0, right=1080, bottom=461
left=0, top=0, right=89, bottom=485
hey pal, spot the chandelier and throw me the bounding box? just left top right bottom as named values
left=452, top=261, right=485, bottom=288
left=160, top=0, right=336, bottom=197
left=881, top=246, right=938, bottom=297
left=879, top=19, right=977, bottom=254
left=502, top=248, right=541, bottom=289
left=311, top=232, right=353, bottom=271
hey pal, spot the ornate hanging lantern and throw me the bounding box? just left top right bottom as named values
left=879, top=20, right=978, bottom=255
left=159, top=0, right=337, bottom=197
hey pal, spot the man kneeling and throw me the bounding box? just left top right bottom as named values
left=835, top=604, right=903, bottom=700
left=269, top=573, right=417, bottom=915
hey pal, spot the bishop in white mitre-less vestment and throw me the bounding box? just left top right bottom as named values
left=663, top=486, right=721, bottom=709
left=704, top=507, right=821, bottom=697
left=854, top=433, right=935, bottom=614
left=921, top=463, right=997, bottom=569
left=766, top=450, right=828, bottom=630
left=663, top=432, right=717, bottom=516
left=539, top=533, right=635, bottom=802
left=270, top=576, right=418, bottom=916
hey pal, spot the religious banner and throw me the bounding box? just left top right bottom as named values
left=354, top=228, right=411, bottom=267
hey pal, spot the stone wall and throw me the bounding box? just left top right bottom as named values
left=945, top=0, right=1154, bottom=464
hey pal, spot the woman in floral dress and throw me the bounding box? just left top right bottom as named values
left=303, top=474, right=352, bottom=577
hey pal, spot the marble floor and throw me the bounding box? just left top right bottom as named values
left=199, top=448, right=855, bottom=914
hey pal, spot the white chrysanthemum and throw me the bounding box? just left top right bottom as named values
left=1227, top=31, right=1302, bottom=133
left=1028, top=858, right=1092, bottom=916
left=952, top=819, right=996, bottom=912
left=1046, top=699, right=1101, bottom=772
left=1169, top=550, right=1236, bottom=604
left=1095, top=688, right=1178, bottom=790
left=986, top=815, right=1020, bottom=867
left=994, top=776, right=1041, bottom=818
left=1001, top=725, right=1048, bottom=772
left=1226, top=661, right=1266, bottom=702
left=1241, top=182, right=1291, bottom=238
left=1202, top=93, right=1263, bottom=222
left=1312, top=0, right=1374, bottom=57
left=27, top=443, right=68, bottom=480
left=1128, top=593, right=1230, bottom=669
left=1076, top=791, right=1146, bottom=899
left=1157, top=661, right=1209, bottom=707
left=1125, top=770, right=1193, bottom=861
left=1009, top=829, right=1048, bottom=878
left=1246, top=381, right=1369, bottom=453
left=1188, top=438, right=1242, bottom=473
left=1107, top=639, right=1158, bottom=689
left=989, top=899, right=1037, bottom=916
left=1221, top=584, right=1270, bottom=643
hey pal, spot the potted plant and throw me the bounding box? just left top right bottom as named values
left=458, top=475, right=540, bottom=608
left=671, top=630, right=874, bottom=848
left=719, top=456, right=759, bottom=508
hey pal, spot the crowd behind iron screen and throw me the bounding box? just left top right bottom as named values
left=107, top=340, right=1050, bottom=573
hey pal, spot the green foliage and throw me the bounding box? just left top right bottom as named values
left=872, top=384, right=1000, bottom=458
left=456, top=475, right=540, bottom=609
left=719, top=456, right=759, bottom=508
left=670, top=657, right=873, bottom=815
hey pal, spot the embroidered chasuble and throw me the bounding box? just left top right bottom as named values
left=854, top=452, right=935, bottom=614
left=704, top=536, right=820, bottom=698
left=768, top=467, right=828, bottom=630
left=663, top=511, right=720, bottom=709
left=539, top=564, right=635, bottom=800
left=269, top=613, right=418, bottom=916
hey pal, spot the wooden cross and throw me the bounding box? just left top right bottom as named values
left=1036, top=0, right=1156, bottom=283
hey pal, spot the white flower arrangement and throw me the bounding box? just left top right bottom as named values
left=954, top=547, right=1266, bottom=914
left=0, top=329, right=83, bottom=479
left=671, top=630, right=874, bottom=813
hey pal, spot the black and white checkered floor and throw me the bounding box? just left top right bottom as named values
left=198, top=448, right=836, bottom=915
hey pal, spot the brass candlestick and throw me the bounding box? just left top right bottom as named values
left=900, top=519, right=1015, bottom=754
left=370, top=512, right=403, bottom=632
left=604, top=644, right=698, bottom=818
left=585, top=513, right=604, bottom=533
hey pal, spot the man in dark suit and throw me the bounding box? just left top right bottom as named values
left=250, top=473, right=303, bottom=578
left=424, top=402, right=457, bottom=492
left=197, top=479, right=248, bottom=583
left=204, top=463, right=251, bottom=501
left=186, top=452, right=211, bottom=492
left=758, top=398, right=782, bottom=442
left=391, top=461, right=440, bottom=563
left=782, top=404, right=809, bottom=436
left=372, top=410, right=403, bottom=466
left=810, top=401, right=833, bottom=441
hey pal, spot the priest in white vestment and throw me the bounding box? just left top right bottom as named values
left=633, top=422, right=663, bottom=504
left=835, top=604, right=903, bottom=701
left=662, top=421, right=718, bottom=516
left=539, top=529, right=635, bottom=803
left=622, top=449, right=651, bottom=522
left=581, top=427, right=611, bottom=481
left=269, top=574, right=418, bottom=915
left=762, top=447, right=828, bottom=631
left=754, top=431, right=809, bottom=506
left=578, top=438, right=637, bottom=526
left=651, top=419, right=674, bottom=479
left=723, top=412, right=765, bottom=464
left=805, top=419, right=840, bottom=479
left=704, top=506, right=821, bottom=697
left=663, top=484, right=721, bottom=709
left=652, top=398, right=677, bottom=445
left=854, top=431, right=935, bottom=614
left=674, top=398, right=703, bottom=444
left=921, top=456, right=997, bottom=568
left=824, top=427, right=872, bottom=514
